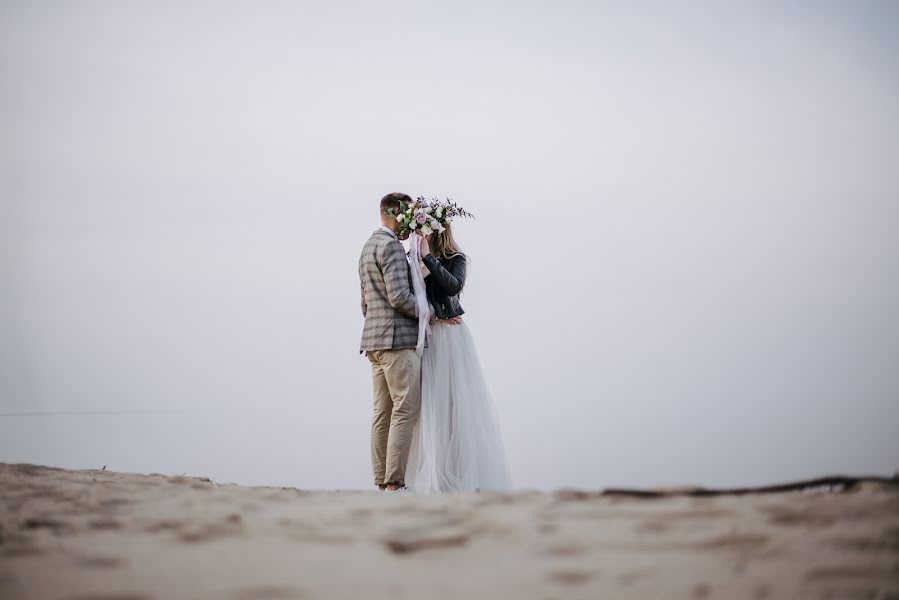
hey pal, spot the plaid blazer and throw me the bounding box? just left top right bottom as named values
left=359, top=229, right=419, bottom=352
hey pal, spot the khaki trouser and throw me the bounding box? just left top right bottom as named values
left=367, top=348, right=421, bottom=487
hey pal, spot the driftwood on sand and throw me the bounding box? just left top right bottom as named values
left=599, top=474, right=899, bottom=498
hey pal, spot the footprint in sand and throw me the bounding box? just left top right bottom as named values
left=693, top=533, right=771, bottom=552
left=762, top=506, right=836, bottom=528
left=88, top=519, right=123, bottom=531
left=142, top=514, right=244, bottom=543
left=635, top=520, right=673, bottom=534
left=383, top=527, right=469, bottom=554
left=72, top=555, right=125, bottom=568
left=23, top=517, right=68, bottom=531
left=143, top=519, right=185, bottom=533
left=102, top=496, right=136, bottom=507
left=547, top=569, right=596, bottom=586
left=540, top=541, right=587, bottom=557
left=380, top=515, right=473, bottom=555
left=178, top=517, right=244, bottom=543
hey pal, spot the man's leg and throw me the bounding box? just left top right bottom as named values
left=368, top=350, right=392, bottom=488
left=379, top=348, right=422, bottom=488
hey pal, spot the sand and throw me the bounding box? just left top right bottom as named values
left=1, top=463, right=897, bottom=600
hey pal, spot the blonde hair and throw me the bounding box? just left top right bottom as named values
left=431, top=221, right=465, bottom=260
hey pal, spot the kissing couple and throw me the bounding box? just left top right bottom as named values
left=358, top=192, right=512, bottom=494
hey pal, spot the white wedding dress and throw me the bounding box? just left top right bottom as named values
left=405, top=319, right=513, bottom=494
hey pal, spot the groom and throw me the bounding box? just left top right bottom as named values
left=359, top=193, right=426, bottom=492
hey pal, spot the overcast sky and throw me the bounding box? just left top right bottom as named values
left=1, top=1, right=897, bottom=490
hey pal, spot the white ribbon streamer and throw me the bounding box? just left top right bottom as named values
left=407, top=232, right=431, bottom=355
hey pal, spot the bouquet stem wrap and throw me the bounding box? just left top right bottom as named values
left=407, top=233, right=431, bottom=355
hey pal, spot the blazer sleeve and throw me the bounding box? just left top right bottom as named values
left=422, top=254, right=466, bottom=296
left=380, top=240, right=419, bottom=318
left=360, top=281, right=367, bottom=317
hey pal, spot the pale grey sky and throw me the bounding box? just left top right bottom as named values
left=1, top=1, right=897, bottom=489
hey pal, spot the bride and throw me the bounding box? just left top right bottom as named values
left=403, top=211, right=512, bottom=494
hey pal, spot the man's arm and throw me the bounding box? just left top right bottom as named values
left=381, top=241, right=418, bottom=318
left=360, top=281, right=367, bottom=317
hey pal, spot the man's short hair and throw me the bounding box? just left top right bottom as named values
left=380, top=192, right=412, bottom=216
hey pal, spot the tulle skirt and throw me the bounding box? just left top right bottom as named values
left=406, top=320, right=512, bottom=494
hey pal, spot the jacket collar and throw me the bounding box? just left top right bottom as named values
left=375, top=226, right=398, bottom=239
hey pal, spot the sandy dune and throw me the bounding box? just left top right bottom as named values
left=1, top=463, right=897, bottom=600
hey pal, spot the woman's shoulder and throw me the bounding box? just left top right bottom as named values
left=443, top=252, right=467, bottom=264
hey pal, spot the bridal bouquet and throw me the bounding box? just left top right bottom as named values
left=387, top=197, right=474, bottom=237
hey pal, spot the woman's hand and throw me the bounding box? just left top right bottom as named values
left=418, top=234, right=432, bottom=258
left=437, top=316, right=463, bottom=325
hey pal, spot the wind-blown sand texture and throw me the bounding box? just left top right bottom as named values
left=1, top=464, right=897, bottom=600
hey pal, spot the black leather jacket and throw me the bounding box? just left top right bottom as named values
left=423, top=253, right=466, bottom=320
